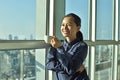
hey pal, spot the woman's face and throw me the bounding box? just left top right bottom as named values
left=61, top=17, right=80, bottom=39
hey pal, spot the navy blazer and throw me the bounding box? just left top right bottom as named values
left=46, top=39, right=89, bottom=80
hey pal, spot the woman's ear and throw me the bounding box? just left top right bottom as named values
left=77, top=26, right=81, bottom=31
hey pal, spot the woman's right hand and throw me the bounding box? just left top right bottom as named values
left=50, top=36, right=62, bottom=48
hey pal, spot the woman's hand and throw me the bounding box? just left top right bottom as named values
left=50, top=36, right=62, bottom=48
left=77, top=65, right=85, bottom=73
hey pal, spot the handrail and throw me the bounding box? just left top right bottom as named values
left=0, top=40, right=119, bottom=50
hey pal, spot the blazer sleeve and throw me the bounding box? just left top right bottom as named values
left=56, top=42, right=88, bottom=75
left=46, top=46, right=64, bottom=73
left=46, top=42, right=88, bottom=75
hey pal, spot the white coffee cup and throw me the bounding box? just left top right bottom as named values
left=44, top=35, right=53, bottom=43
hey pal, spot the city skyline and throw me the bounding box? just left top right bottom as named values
left=0, top=34, right=34, bottom=40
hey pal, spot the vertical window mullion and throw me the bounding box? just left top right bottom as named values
left=20, top=50, right=24, bottom=80
left=113, top=0, right=118, bottom=80
left=114, top=0, right=118, bottom=41
left=48, top=0, right=55, bottom=80
left=36, top=0, right=47, bottom=80
left=89, top=0, right=96, bottom=80
left=49, top=0, right=55, bottom=36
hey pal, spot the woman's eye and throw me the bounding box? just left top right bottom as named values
left=61, top=24, right=64, bottom=26
left=67, top=23, right=72, bottom=26
left=61, top=23, right=72, bottom=27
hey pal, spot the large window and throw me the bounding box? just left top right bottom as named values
left=96, top=0, right=112, bottom=40
left=63, top=0, right=119, bottom=80
left=0, top=0, right=37, bottom=79
left=96, top=0, right=113, bottom=79
left=95, top=45, right=113, bottom=80
left=0, top=0, right=119, bottom=80
left=0, top=49, right=36, bottom=80
left=0, top=0, right=47, bottom=80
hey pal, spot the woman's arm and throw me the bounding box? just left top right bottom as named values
left=46, top=36, right=88, bottom=75
left=46, top=47, right=64, bottom=73
left=56, top=42, right=88, bottom=75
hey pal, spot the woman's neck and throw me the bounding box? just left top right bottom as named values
left=66, top=37, right=76, bottom=43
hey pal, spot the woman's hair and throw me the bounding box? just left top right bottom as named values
left=63, top=13, right=83, bottom=41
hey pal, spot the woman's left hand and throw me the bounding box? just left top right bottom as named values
left=50, top=36, right=62, bottom=48
left=77, top=65, right=85, bottom=73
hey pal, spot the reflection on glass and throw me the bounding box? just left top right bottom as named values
left=23, top=50, right=36, bottom=79
left=0, top=0, right=36, bottom=40
left=96, top=0, right=112, bottom=40
left=95, top=45, right=113, bottom=80
left=65, top=0, right=88, bottom=40
left=0, top=49, right=36, bottom=80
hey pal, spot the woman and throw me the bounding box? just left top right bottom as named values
left=46, top=13, right=89, bottom=80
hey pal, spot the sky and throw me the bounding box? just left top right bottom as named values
left=96, top=0, right=112, bottom=40
left=0, top=0, right=36, bottom=39
left=66, top=0, right=113, bottom=40
left=0, top=0, right=118, bottom=40
left=66, top=0, right=88, bottom=40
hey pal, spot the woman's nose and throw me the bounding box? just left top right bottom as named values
left=64, top=24, right=68, bottom=29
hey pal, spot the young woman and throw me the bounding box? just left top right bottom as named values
left=46, top=13, right=89, bottom=80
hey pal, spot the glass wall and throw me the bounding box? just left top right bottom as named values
left=96, top=0, right=113, bottom=40
left=0, top=0, right=47, bottom=80
left=63, top=0, right=119, bottom=80
left=0, top=49, right=46, bottom=80
left=0, top=49, right=36, bottom=80
left=0, top=0, right=36, bottom=40
left=95, top=45, right=113, bottom=80
left=0, top=0, right=119, bottom=80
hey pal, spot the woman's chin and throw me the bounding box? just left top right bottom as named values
left=63, top=35, right=69, bottom=37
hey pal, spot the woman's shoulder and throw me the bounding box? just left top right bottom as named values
left=77, top=41, right=88, bottom=47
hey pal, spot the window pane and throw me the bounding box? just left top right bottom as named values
left=0, top=50, right=35, bottom=80
left=0, top=0, right=36, bottom=40
left=96, top=0, right=113, bottom=40
left=23, top=50, right=36, bottom=79
left=65, top=0, right=88, bottom=40
left=95, top=45, right=113, bottom=80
